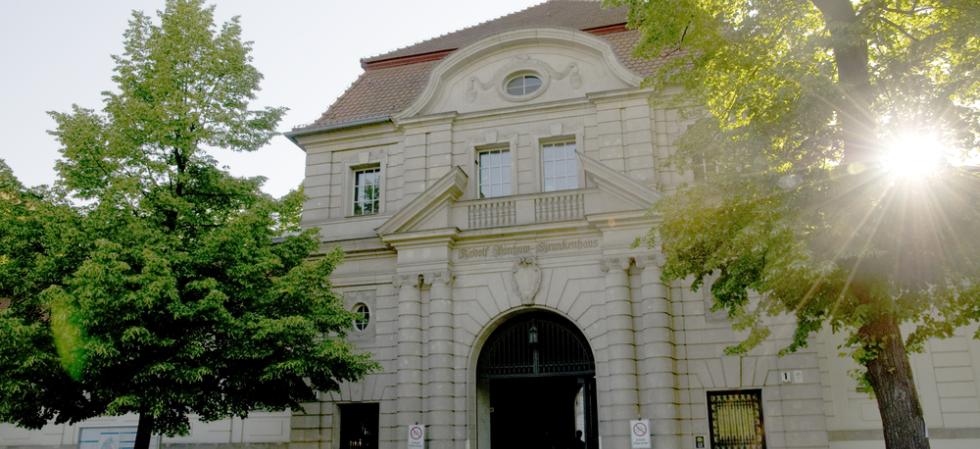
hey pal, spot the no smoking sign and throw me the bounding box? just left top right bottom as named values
left=629, top=419, right=651, bottom=449
left=407, top=424, right=425, bottom=449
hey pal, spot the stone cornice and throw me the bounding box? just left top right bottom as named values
left=585, top=210, right=657, bottom=230
left=381, top=227, right=460, bottom=249
left=394, top=111, right=458, bottom=128
left=289, top=120, right=399, bottom=148
left=586, top=87, right=657, bottom=103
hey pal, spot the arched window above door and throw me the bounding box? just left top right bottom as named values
left=477, top=311, right=594, bottom=379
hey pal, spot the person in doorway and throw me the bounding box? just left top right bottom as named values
left=571, top=430, right=586, bottom=449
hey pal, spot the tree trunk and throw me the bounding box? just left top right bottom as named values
left=861, top=315, right=930, bottom=449
left=134, top=412, right=154, bottom=449
left=811, top=3, right=926, bottom=444
left=810, top=0, right=876, bottom=164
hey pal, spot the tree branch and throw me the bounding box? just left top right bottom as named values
left=878, top=15, right=920, bottom=42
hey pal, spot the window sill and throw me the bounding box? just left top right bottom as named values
left=345, top=213, right=382, bottom=219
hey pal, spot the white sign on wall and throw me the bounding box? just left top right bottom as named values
left=78, top=427, right=160, bottom=449
left=629, top=419, right=651, bottom=449
left=407, top=424, right=425, bottom=449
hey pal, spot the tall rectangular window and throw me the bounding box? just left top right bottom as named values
left=707, top=390, right=766, bottom=449
left=542, top=141, right=578, bottom=192
left=339, top=403, right=379, bottom=449
left=352, top=166, right=380, bottom=216
left=478, top=148, right=512, bottom=198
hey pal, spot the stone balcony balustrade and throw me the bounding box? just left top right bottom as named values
left=457, top=189, right=588, bottom=230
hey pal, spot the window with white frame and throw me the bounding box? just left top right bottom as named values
left=541, top=141, right=578, bottom=192
left=505, top=73, right=543, bottom=96
left=352, top=303, right=370, bottom=332
left=477, top=148, right=512, bottom=198
left=352, top=165, right=380, bottom=216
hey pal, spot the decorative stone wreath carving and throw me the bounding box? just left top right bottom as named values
left=396, top=28, right=642, bottom=119
left=465, top=56, right=582, bottom=103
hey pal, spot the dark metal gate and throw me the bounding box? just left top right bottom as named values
left=477, top=311, right=598, bottom=449
left=477, top=312, right=594, bottom=379
left=707, top=390, right=766, bottom=449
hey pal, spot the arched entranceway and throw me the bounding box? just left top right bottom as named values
left=476, top=311, right=598, bottom=449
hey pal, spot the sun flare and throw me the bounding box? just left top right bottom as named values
left=879, top=132, right=946, bottom=180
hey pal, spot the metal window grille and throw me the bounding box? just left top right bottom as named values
left=707, top=390, right=766, bottom=449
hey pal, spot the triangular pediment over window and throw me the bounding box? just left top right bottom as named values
left=576, top=151, right=659, bottom=210
left=376, top=166, right=468, bottom=236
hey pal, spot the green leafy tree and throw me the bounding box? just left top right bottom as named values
left=608, top=1, right=979, bottom=448
left=0, top=2, right=376, bottom=448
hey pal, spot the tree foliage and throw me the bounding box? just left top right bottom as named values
left=0, top=0, right=375, bottom=439
left=609, top=0, right=978, bottom=448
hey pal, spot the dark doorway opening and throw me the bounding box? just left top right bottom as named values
left=339, top=403, right=379, bottom=449
left=478, top=311, right=598, bottom=449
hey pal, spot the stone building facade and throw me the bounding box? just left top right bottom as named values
left=2, top=2, right=979, bottom=449
left=281, top=2, right=980, bottom=449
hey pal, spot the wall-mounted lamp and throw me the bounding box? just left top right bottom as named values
left=528, top=324, right=539, bottom=345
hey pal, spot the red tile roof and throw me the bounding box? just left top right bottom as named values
left=361, top=1, right=630, bottom=65
left=293, top=1, right=668, bottom=133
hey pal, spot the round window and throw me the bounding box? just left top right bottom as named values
left=352, top=303, right=370, bottom=331
left=505, top=74, right=542, bottom=96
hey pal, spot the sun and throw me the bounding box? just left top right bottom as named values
left=879, top=132, right=946, bottom=180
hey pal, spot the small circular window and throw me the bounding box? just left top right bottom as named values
left=505, top=74, right=542, bottom=96
left=352, top=303, right=370, bottom=332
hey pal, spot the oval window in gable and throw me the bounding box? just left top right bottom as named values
left=505, top=73, right=543, bottom=96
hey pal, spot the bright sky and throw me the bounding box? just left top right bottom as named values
left=0, top=0, right=542, bottom=198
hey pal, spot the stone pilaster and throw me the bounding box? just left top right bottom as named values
left=394, top=273, right=423, bottom=433
left=600, top=256, right=639, bottom=448
left=425, top=270, right=455, bottom=449
left=636, top=254, right=679, bottom=449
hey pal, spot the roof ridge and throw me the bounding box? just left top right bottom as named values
left=360, top=1, right=550, bottom=65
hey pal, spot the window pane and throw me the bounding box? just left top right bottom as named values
left=524, top=76, right=542, bottom=90
left=478, top=149, right=511, bottom=198
left=353, top=304, right=370, bottom=331
left=542, top=142, right=578, bottom=191
left=353, top=167, right=381, bottom=215
left=506, top=74, right=541, bottom=96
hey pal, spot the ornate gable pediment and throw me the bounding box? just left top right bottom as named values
left=577, top=151, right=659, bottom=210
left=395, top=28, right=643, bottom=119
left=375, top=166, right=468, bottom=236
